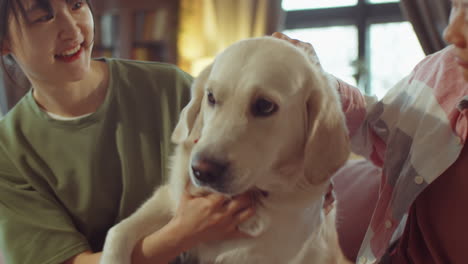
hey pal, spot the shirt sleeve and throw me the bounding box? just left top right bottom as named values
left=334, top=77, right=389, bottom=167
left=157, top=66, right=193, bottom=182
left=0, top=152, right=90, bottom=264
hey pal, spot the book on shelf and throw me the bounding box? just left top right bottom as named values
left=135, top=8, right=168, bottom=43
left=92, top=3, right=175, bottom=62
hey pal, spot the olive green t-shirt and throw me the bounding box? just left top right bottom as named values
left=0, top=58, right=192, bottom=264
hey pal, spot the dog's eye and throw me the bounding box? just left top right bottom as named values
left=252, top=99, right=278, bottom=117
left=207, top=92, right=216, bottom=106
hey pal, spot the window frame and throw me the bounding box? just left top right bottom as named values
left=283, top=0, right=404, bottom=94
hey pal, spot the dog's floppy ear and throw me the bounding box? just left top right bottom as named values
left=171, top=64, right=213, bottom=144
left=303, top=71, right=350, bottom=185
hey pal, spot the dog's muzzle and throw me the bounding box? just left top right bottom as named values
left=191, top=153, right=229, bottom=189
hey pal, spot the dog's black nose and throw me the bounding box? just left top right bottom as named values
left=191, top=155, right=228, bottom=184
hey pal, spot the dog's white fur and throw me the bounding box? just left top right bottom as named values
left=100, top=37, right=351, bottom=264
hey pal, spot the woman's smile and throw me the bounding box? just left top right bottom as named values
left=55, top=43, right=84, bottom=62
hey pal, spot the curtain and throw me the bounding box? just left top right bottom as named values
left=177, top=0, right=284, bottom=75
left=399, top=0, right=451, bottom=55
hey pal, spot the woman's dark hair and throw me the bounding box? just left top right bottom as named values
left=0, top=0, right=94, bottom=108
left=0, top=0, right=16, bottom=87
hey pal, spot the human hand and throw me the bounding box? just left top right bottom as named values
left=272, top=32, right=322, bottom=68
left=168, top=185, right=256, bottom=249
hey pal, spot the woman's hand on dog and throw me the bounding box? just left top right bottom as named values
left=168, top=185, right=256, bottom=250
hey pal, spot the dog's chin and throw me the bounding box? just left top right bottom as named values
left=190, top=175, right=267, bottom=197
left=192, top=181, right=246, bottom=196
left=189, top=175, right=231, bottom=195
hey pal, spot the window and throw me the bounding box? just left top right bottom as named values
left=284, top=26, right=358, bottom=87
left=369, top=22, right=425, bottom=98
left=282, top=0, right=425, bottom=98
left=282, top=0, right=357, bottom=10
left=368, top=0, right=399, bottom=3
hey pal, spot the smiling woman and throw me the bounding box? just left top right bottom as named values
left=0, top=0, right=259, bottom=264
left=5, top=0, right=95, bottom=93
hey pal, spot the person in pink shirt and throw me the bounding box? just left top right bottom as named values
left=276, top=0, right=468, bottom=263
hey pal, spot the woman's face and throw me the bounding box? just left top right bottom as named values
left=5, top=0, right=94, bottom=85
left=444, top=0, right=468, bottom=81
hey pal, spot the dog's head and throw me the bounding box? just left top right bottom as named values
left=172, top=37, right=350, bottom=196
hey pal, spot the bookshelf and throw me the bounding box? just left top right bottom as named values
left=91, top=0, right=180, bottom=64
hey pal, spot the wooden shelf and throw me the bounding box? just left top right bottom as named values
left=91, top=0, right=180, bottom=63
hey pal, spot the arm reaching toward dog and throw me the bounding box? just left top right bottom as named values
left=63, top=189, right=255, bottom=264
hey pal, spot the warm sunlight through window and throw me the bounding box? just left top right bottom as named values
left=367, top=0, right=399, bottom=3
left=283, top=26, right=358, bottom=87
left=369, top=22, right=425, bottom=99
left=281, top=0, right=426, bottom=98
left=282, top=0, right=357, bottom=10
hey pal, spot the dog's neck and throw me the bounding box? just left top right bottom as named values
left=258, top=160, right=330, bottom=210
left=258, top=183, right=328, bottom=214
left=238, top=188, right=327, bottom=239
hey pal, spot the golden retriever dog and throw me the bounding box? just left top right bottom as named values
left=100, top=36, right=351, bottom=264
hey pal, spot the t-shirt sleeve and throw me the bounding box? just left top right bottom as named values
left=332, top=76, right=388, bottom=167
left=157, top=67, right=193, bottom=182
left=174, top=67, right=193, bottom=111
left=0, top=151, right=90, bottom=264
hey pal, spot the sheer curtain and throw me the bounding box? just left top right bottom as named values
left=399, top=0, right=451, bottom=55
left=177, top=0, right=283, bottom=75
